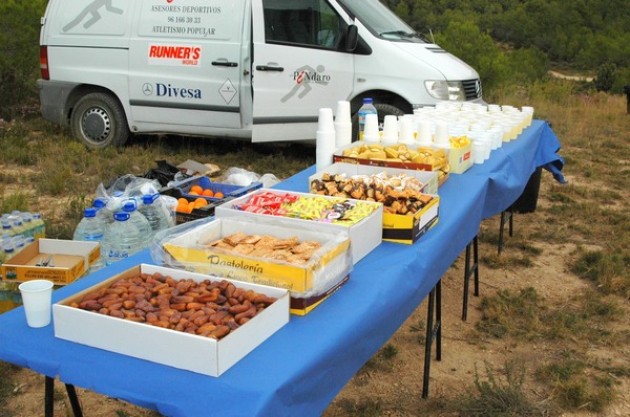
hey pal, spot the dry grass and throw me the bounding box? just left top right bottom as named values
left=1, top=79, right=629, bottom=416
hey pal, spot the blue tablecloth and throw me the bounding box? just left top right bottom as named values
left=0, top=120, right=563, bottom=417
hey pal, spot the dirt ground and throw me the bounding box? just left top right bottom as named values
left=2, top=172, right=629, bottom=417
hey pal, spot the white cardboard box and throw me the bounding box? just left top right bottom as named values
left=214, top=189, right=383, bottom=265
left=53, top=264, right=290, bottom=377
left=309, top=162, right=439, bottom=195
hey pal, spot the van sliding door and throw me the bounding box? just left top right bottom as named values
left=128, top=0, right=246, bottom=134
left=252, top=0, right=354, bottom=142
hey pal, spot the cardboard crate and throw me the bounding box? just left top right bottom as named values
left=333, top=143, right=449, bottom=186
left=53, top=264, right=290, bottom=377
left=1, top=239, right=100, bottom=285
left=161, top=217, right=351, bottom=294
left=214, top=189, right=383, bottom=265
left=447, top=142, right=473, bottom=174
left=382, top=195, right=440, bottom=244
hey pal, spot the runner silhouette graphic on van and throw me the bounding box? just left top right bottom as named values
left=63, top=0, right=123, bottom=32
left=281, top=65, right=329, bottom=103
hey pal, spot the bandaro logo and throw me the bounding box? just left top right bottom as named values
left=281, top=64, right=331, bottom=103
left=146, top=83, right=202, bottom=99
left=148, top=44, right=201, bottom=66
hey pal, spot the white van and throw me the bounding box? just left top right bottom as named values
left=38, top=0, right=483, bottom=148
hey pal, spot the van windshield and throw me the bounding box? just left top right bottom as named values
left=337, top=0, right=427, bottom=42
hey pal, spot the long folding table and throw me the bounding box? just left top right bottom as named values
left=0, top=120, right=564, bottom=416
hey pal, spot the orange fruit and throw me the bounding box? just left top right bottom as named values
left=188, top=191, right=199, bottom=196
left=214, top=191, right=224, bottom=199
left=190, top=185, right=203, bottom=194
left=177, top=197, right=188, bottom=205
left=202, top=188, right=214, bottom=197
left=193, top=197, right=207, bottom=208
left=176, top=202, right=190, bottom=213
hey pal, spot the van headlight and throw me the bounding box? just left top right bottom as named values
left=424, top=80, right=465, bottom=101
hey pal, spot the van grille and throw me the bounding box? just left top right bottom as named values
left=462, top=79, right=482, bottom=100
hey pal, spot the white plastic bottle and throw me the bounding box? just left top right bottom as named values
left=73, top=207, right=106, bottom=272
left=139, top=194, right=170, bottom=238
left=121, top=200, right=152, bottom=249
left=101, top=212, right=142, bottom=266
left=357, top=97, right=378, bottom=141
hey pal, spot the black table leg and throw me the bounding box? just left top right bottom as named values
left=65, top=384, right=84, bottom=417
left=498, top=210, right=514, bottom=255
left=462, top=235, right=480, bottom=321
left=43, top=376, right=84, bottom=417
left=422, top=279, right=442, bottom=398
left=45, top=376, right=54, bottom=417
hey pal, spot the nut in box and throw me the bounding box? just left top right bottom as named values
left=53, top=264, right=289, bottom=377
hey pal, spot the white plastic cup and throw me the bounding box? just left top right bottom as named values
left=19, top=279, right=54, bottom=328
left=472, top=141, right=486, bottom=164
left=416, top=119, right=433, bottom=145
left=317, top=108, right=335, bottom=133
left=434, top=121, right=450, bottom=145
left=398, top=116, right=415, bottom=144
left=335, top=101, right=351, bottom=124
left=334, top=122, right=352, bottom=149
left=362, top=113, right=380, bottom=143
left=381, top=115, right=398, bottom=144
left=316, top=129, right=336, bottom=172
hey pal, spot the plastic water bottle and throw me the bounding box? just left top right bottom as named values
left=139, top=194, right=170, bottom=238
left=357, top=97, right=378, bottom=141
left=101, top=212, right=141, bottom=266
left=73, top=207, right=106, bottom=272
left=1, top=220, right=13, bottom=236
left=31, top=213, right=45, bottom=238
left=92, top=197, right=114, bottom=225
left=20, top=212, right=34, bottom=238
left=121, top=200, right=152, bottom=249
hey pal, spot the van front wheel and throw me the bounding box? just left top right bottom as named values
left=71, top=93, right=129, bottom=149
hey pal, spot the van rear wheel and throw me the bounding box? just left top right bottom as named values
left=351, top=103, right=405, bottom=142
left=71, top=93, right=129, bottom=149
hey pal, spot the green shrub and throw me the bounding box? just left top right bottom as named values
left=0, top=0, right=47, bottom=120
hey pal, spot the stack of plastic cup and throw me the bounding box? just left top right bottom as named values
left=316, top=108, right=336, bottom=172
left=416, top=119, right=433, bottom=146
left=334, top=100, right=352, bottom=149
left=434, top=120, right=450, bottom=150
left=362, top=113, right=380, bottom=143
left=398, top=115, right=415, bottom=144
left=381, top=115, right=398, bottom=144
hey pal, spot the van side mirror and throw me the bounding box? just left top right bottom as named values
left=345, top=25, right=358, bottom=52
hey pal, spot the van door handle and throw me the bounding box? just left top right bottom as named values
left=212, top=61, right=238, bottom=67
left=256, top=65, right=284, bottom=72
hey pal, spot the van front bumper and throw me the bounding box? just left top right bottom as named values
left=37, top=79, right=78, bottom=127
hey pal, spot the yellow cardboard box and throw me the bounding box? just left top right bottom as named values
left=382, top=195, right=440, bottom=244
left=1, top=239, right=100, bottom=285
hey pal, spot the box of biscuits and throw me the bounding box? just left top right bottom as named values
left=159, top=217, right=353, bottom=315
left=333, top=142, right=449, bottom=185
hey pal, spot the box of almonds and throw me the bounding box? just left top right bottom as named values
left=160, top=217, right=353, bottom=315
left=309, top=164, right=440, bottom=244
left=214, top=189, right=382, bottom=265
left=53, top=264, right=289, bottom=376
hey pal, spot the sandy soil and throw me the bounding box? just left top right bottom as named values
left=1, top=169, right=629, bottom=417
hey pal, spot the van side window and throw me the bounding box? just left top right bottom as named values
left=263, top=0, right=342, bottom=49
